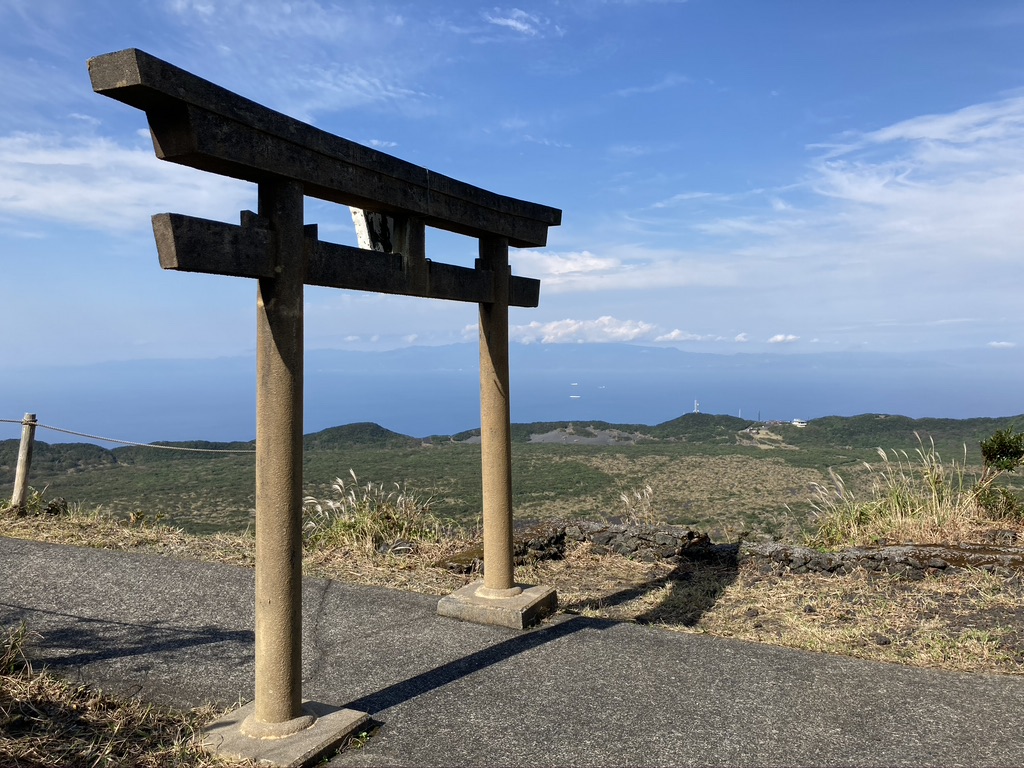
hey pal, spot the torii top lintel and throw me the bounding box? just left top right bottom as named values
left=87, top=48, right=561, bottom=249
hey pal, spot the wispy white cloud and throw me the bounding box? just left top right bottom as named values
left=489, top=114, right=571, bottom=149
left=608, top=143, right=660, bottom=158
left=166, top=0, right=385, bottom=42
left=987, top=341, right=1017, bottom=349
left=68, top=113, right=102, bottom=127
left=158, top=1, right=429, bottom=122
left=269, top=63, right=433, bottom=122
left=523, top=135, right=572, bottom=148
left=843, top=96, right=1024, bottom=152
left=694, top=216, right=796, bottom=237
left=511, top=245, right=736, bottom=293
left=168, top=0, right=215, bottom=17
left=613, top=73, right=690, bottom=97
left=500, top=117, right=530, bottom=132
left=631, top=93, right=1024, bottom=353
left=0, top=133, right=252, bottom=234
left=768, top=334, right=800, bottom=344
left=0, top=55, right=88, bottom=131
left=484, top=8, right=545, bottom=36
left=652, top=191, right=727, bottom=208
left=792, top=99, right=1024, bottom=271
left=735, top=333, right=750, bottom=342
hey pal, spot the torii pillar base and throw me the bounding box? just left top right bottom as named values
left=200, top=700, right=368, bottom=768
left=437, top=581, right=557, bottom=630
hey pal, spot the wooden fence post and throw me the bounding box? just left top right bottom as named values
left=11, top=413, right=37, bottom=511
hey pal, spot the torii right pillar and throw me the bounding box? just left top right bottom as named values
left=437, top=236, right=557, bottom=629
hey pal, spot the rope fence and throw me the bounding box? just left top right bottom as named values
left=0, top=417, right=256, bottom=454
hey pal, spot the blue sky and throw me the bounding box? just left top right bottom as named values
left=2, top=1, right=1023, bottom=429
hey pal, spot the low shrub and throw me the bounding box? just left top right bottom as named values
left=976, top=426, right=1024, bottom=519
left=805, top=434, right=1013, bottom=548
left=619, top=484, right=664, bottom=527
left=0, top=487, right=73, bottom=518
left=302, top=470, right=447, bottom=553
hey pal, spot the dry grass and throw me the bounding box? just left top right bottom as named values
left=2, top=493, right=1022, bottom=768
left=806, top=437, right=1024, bottom=548
left=619, top=484, right=662, bottom=527
left=1, top=625, right=251, bottom=768
left=0, top=508, right=257, bottom=568
left=522, top=543, right=1024, bottom=676
left=303, top=537, right=472, bottom=594
left=529, top=452, right=824, bottom=537
left=676, top=564, right=1023, bottom=674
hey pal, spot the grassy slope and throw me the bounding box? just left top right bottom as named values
left=1, top=412, right=1021, bottom=536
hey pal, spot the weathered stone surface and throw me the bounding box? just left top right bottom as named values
left=202, top=700, right=367, bottom=768
left=438, top=521, right=717, bottom=572
left=563, top=521, right=712, bottom=562
left=738, top=541, right=1024, bottom=577
left=515, top=523, right=566, bottom=564
left=437, top=524, right=566, bottom=574
left=442, top=520, right=1024, bottom=578
left=436, top=581, right=557, bottom=629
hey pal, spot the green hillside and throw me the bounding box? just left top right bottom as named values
left=781, top=413, right=1024, bottom=462
left=303, top=422, right=421, bottom=450
left=3, top=412, right=1021, bottom=537
left=650, top=412, right=752, bottom=441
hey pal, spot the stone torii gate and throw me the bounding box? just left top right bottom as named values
left=89, top=49, right=560, bottom=767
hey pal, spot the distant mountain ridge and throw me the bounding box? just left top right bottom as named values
left=4, top=412, right=1022, bottom=476
left=4, top=410, right=1022, bottom=536
left=303, top=422, right=421, bottom=450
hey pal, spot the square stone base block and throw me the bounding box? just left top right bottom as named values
left=437, top=581, right=557, bottom=629
left=200, top=700, right=369, bottom=768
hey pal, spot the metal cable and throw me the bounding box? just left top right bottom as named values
left=0, top=418, right=255, bottom=454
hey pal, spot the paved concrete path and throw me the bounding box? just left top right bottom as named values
left=2, top=535, right=1022, bottom=767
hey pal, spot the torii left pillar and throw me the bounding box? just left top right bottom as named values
left=199, top=183, right=369, bottom=766
left=249, top=179, right=309, bottom=735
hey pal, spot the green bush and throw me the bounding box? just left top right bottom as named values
left=980, top=427, right=1024, bottom=472
left=976, top=427, right=1024, bottom=519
